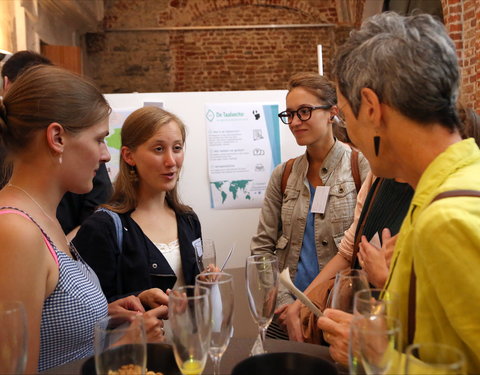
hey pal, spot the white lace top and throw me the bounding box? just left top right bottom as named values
left=154, top=239, right=185, bottom=288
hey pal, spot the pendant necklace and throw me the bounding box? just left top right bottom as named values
left=6, top=183, right=70, bottom=247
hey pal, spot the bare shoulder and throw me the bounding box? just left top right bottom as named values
left=0, top=212, right=53, bottom=278
left=0, top=212, right=47, bottom=253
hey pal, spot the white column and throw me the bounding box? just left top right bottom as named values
left=317, top=44, right=323, bottom=76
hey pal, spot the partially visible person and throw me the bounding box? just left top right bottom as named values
left=0, top=65, right=165, bottom=373
left=74, top=106, right=202, bottom=309
left=251, top=72, right=370, bottom=339
left=1, top=50, right=112, bottom=240
left=283, top=171, right=414, bottom=342
left=317, top=12, right=480, bottom=372
left=458, top=103, right=480, bottom=146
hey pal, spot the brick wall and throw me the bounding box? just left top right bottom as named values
left=441, top=0, right=479, bottom=112
left=85, top=0, right=363, bottom=93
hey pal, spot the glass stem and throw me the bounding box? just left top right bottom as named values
left=259, top=326, right=267, bottom=353
left=211, top=354, right=221, bottom=375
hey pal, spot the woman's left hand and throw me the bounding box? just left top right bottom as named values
left=138, top=288, right=169, bottom=309
left=358, top=228, right=396, bottom=288
left=317, top=309, right=353, bottom=365
left=196, top=264, right=221, bottom=281
left=108, top=295, right=145, bottom=316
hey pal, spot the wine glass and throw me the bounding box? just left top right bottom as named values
left=245, top=254, right=279, bottom=354
left=349, top=314, right=402, bottom=375
left=354, top=288, right=399, bottom=318
left=94, top=314, right=146, bottom=375
left=195, top=272, right=234, bottom=375
left=0, top=301, right=27, bottom=374
left=328, top=269, right=369, bottom=313
left=169, top=285, right=212, bottom=375
left=195, top=238, right=217, bottom=272
left=405, top=343, right=467, bottom=374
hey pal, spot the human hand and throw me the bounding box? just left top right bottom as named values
left=108, top=295, right=145, bottom=317
left=205, top=264, right=220, bottom=273
left=285, top=300, right=304, bottom=342
left=196, top=265, right=221, bottom=282
left=317, top=308, right=353, bottom=365
left=138, top=288, right=169, bottom=309
left=274, top=304, right=289, bottom=328
left=143, top=305, right=168, bottom=343
left=358, top=228, right=395, bottom=288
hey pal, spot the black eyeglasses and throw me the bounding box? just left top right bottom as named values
left=278, top=105, right=332, bottom=125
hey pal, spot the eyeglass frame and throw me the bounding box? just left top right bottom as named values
left=278, top=105, right=332, bottom=125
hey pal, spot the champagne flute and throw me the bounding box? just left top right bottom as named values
left=195, top=238, right=217, bottom=272
left=245, top=254, right=279, bottom=354
left=328, top=269, right=369, bottom=313
left=0, top=301, right=27, bottom=374
left=405, top=343, right=467, bottom=375
left=354, top=288, right=399, bottom=318
left=94, top=314, right=146, bottom=375
left=169, top=285, right=212, bottom=375
left=349, top=314, right=402, bottom=375
left=195, top=272, right=234, bottom=375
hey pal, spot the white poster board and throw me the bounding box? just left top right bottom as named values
left=104, top=90, right=304, bottom=269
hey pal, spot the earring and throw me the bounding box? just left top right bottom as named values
left=129, top=166, right=138, bottom=183
left=59, top=155, right=63, bottom=164
left=374, top=136, right=381, bottom=157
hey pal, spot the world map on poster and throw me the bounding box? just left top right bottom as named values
left=210, top=180, right=261, bottom=207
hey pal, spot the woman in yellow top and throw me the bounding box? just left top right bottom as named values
left=316, top=12, right=480, bottom=373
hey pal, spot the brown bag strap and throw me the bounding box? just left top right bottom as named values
left=350, top=147, right=361, bottom=194
left=407, top=189, right=480, bottom=344
left=431, top=189, right=480, bottom=201
left=281, top=157, right=296, bottom=195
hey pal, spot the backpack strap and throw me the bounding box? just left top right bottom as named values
left=350, top=147, right=361, bottom=194
left=96, top=207, right=124, bottom=254
left=407, top=189, right=480, bottom=344
left=281, top=157, right=297, bottom=195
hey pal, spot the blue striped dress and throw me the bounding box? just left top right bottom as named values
left=0, top=207, right=108, bottom=372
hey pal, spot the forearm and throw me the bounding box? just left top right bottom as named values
left=303, top=254, right=349, bottom=295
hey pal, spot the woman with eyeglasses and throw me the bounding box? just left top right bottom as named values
left=250, top=72, right=370, bottom=340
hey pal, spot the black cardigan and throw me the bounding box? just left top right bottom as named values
left=73, top=209, right=201, bottom=302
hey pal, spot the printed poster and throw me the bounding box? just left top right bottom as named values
left=104, top=108, right=136, bottom=180
left=206, top=102, right=281, bottom=209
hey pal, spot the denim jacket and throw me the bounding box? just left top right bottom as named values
left=251, top=140, right=370, bottom=306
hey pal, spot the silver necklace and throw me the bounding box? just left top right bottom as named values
left=7, top=183, right=70, bottom=246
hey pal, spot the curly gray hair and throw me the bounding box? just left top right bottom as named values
left=333, top=12, right=460, bottom=130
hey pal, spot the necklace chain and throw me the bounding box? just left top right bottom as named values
left=6, top=183, right=70, bottom=246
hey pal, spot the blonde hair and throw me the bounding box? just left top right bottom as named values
left=105, top=106, right=191, bottom=213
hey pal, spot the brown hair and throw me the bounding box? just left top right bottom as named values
left=458, top=104, right=480, bottom=147
left=105, top=106, right=192, bottom=214
left=287, top=72, right=349, bottom=143
left=0, top=65, right=111, bottom=186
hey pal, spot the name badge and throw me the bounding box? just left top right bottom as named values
left=192, top=238, right=203, bottom=258
left=311, top=186, right=330, bottom=214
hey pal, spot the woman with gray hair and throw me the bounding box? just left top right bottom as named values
left=317, top=12, right=480, bottom=372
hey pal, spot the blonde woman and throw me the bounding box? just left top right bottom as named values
left=74, top=107, right=202, bottom=309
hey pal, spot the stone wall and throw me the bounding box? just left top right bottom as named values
left=441, top=0, right=479, bottom=112
left=85, top=0, right=362, bottom=93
